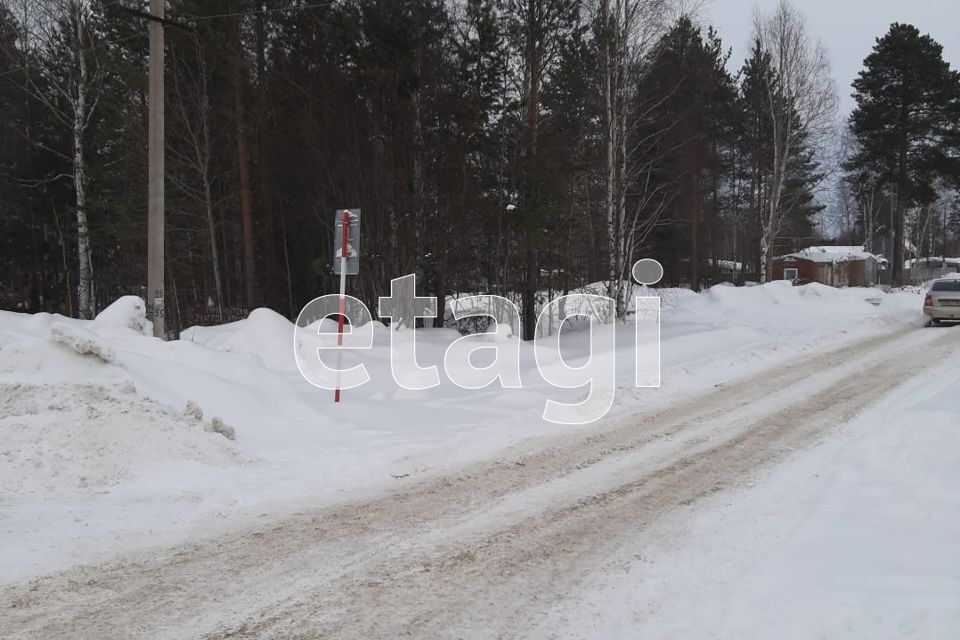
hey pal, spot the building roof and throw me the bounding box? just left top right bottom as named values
left=905, top=256, right=960, bottom=268
left=706, top=259, right=744, bottom=271
left=780, top=246, right=877, bottom=263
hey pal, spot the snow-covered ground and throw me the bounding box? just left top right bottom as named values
left=0, top=282, right=932, bottom=587
left=534, top=331, right=960, bottom=639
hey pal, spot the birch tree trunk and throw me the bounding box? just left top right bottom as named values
left=71, top=0, right=94, bottom=318
left=760, top=109, right=791, bottom=283
left=601, top=0, right=618, bottom=318
left=754, top=1, right=836, bottom=283
left=600, top=0, right=668, bottom=319
left=18, top=0, right=105, bottom=318
left=73, top=109, right=94, bottom=318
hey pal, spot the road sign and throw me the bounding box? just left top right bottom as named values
left=332, top=209, right=361, bottom=275
left=333, top=208, right=360, bottom=404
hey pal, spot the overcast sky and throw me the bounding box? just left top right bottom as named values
left=703, top=0, right=960, bottom=115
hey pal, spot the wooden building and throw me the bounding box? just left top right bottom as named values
left=772, top=246, right=880, bottom=287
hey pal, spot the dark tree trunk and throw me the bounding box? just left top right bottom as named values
left=232, top=17, right=257, bottom=310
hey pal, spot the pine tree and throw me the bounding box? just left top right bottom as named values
left=848, top=23, right=960, bottom=284
left=501, top=0, right=585, bottom=338
left=738, top=38, right=775, bottom=276
left=639, top=16, right=738, bottom=289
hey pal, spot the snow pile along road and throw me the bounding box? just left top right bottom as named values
left=0, top=283, right=928, bottom=582
left=0, top=382, right=243, bottom=500
left=0, top=298, right=246, bottom=503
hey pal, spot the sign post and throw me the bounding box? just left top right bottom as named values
left=333, top=209, right=360, bottom=403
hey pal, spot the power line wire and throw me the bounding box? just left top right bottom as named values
left=0, top=32, right=146, bottom=80
left=184, top=1, right=335, bottom=22
left=0, top=1, right=337, bottom=80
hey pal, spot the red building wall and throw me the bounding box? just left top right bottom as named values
left=771, top=257, right=819, bottom=283
left=772, top=256, right=877, bottom=287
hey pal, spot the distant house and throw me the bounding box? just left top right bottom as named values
left=772, top=246, right=880, bottom=287
left=906, top=256, right=960, bottom=283
left=703, top=258, right=748, bottom=285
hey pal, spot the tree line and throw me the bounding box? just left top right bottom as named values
left=1, top=0, right=958, bottom=337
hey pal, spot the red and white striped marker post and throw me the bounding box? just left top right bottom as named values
left=334, top=210, right=350, bottom=403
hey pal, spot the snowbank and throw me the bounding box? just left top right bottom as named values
left=675, top=281, right=920, bottom=330
left=49, top=322, right=116, bottom=363
left=0, top=383, right=244, bottom=500
left=93, top=296, right=151, bottom=335
left=182, top=307, right=295, bottom=371
left=0, top=284, right=928, bottom=582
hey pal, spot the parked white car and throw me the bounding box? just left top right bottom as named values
left=924, top=277, right=960, bottom=325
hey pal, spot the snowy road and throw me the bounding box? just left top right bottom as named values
left=3, top=325, right=958, bottom=639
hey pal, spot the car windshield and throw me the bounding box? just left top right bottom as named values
left=931, top=280, right=960, bottom=292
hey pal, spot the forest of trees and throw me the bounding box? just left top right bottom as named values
left=1, top=0, right=958, bottom=337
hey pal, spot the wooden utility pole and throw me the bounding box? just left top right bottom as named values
left=147, top=0, right=165, bottom=338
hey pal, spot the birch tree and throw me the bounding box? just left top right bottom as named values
left=596, top=0, right=670, bottom=319
left=168, top=37, right=225, bottom=323
left=753, top=0, right=836, bottom=282
left=14, top=0, right=104, bottom=318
